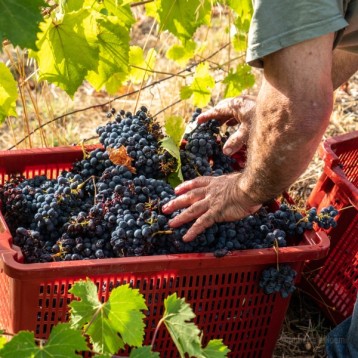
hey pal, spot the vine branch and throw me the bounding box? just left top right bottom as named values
left=8, top=42, right=230, bottom=150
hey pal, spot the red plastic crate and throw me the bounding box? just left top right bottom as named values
left=0, top=146, right=330, bottom=357
left=303, top=131, right=358, bottom=324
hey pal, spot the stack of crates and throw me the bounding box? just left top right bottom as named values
left=303, top=131, right=358, bottom=324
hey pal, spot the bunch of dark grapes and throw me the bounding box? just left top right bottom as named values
left=307, top=205, right=339, bottom=229
left=72, top=148, right=113, bottom=179
left=0, top=105, right=340, bottom=265
left=96, top=106, right=164, bottom=178
left=260, top=265, right=297, bottom=298
left=181, top=112, right=235, bottom=180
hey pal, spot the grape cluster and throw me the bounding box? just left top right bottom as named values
left=307, top=205, right=339, bottom=229
left=0, top=106, right=339, bottom=265
left=259, top=265, right=297, bottom=298
left=96, top=107, right=164, bottom=178
left=181, top=110, right=236, bottom=180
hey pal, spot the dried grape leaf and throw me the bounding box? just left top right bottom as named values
left=107, top=146, right=136, bottom=173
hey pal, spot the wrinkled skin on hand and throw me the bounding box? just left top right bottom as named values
left=162, top=174, right=262, bottom=242
left=197, top=95, right=256, bottom=155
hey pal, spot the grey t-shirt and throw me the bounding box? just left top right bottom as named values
left=246, top=0, right=358, bottom=68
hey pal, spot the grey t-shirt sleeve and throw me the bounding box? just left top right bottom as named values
left=246, top=0, right=350, bottom=68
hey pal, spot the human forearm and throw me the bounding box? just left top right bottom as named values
left=238, top=34, right=335, bottom=204
left=238, top=78, right=333, bottom=204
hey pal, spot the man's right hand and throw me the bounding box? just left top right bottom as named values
left=196, top=95, right=256, bottom=155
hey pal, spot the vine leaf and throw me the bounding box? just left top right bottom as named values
left=166, top=40, right=196, bottom=66
left=130, top=345, right=160, bottom=357
left=69, top=280, right=147, bottom=354
left=100, top=0, right=135, bottom=29
left=86, top=16, right=130, bottom=91
left=180, top=62, right=215, bottom=108
left=0, top=332, right=6, bottom=350
left=164, top=115, right=186, bottom=147
left=107, top=284, right=147, bottom=347
left=128, top=46, right=157, bottom=84
left=202, top=339, right=231, bottom=357
left=163, top=293, right=203, bottom=357
left=32, top=9, right=99, bottom=96
left=160, top=137, right=183, bottom=187
left=0, top=0, right=45, bottom=49
left=223, top=64, right=255, bottom=98
left=107, top=146, right=136, bottom=173
left=0, top=324, right=89, bottom=357
left=163, top=294, right=230, bottom=358
left=153, top=0, right=211, bottom=42
left=0, top=63, right=18, bottom=123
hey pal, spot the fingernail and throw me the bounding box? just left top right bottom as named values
left=224, top=147, right=232, bottom=155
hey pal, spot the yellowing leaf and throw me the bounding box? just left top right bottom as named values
left=223, top=63, right=255, bottom=98
left=0, top=62, right=17, bottom=123
left=32, top=9, right=99, bottom=96
left=128, top=46, right=157, bottom=84
left=155, top=0, right=211, bottom=42
left=166, top=40, right=196, bottom=66
left=180, top=62, right=215, bottom=107
left=86, top=16, right=130, bottom=91
left=107, top=146, right=136, bottom=173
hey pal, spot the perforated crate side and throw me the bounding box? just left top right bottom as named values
left=1, top=261, right=304, bottom=358
left=303, top=132, right=358, bottom=324
left=0, top=268, right=12, bottom=333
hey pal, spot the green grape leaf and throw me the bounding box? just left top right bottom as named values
left=105, top=72, right=128, bottom=94
left=0, top=334, right=7, bottom=350
left=0, top=331, right=37, bottom=357
left=69, top=278, right=101, bottom=329
left=70, top=280, right=147, bottom=353
left=107, top=284, right=147, bottom=347
left=33, top=9, right=99, bottom=96
left=160, top=137, right=180, bottom=162
left=0, top=0, right=45, bottom=49
left=101, top=0, right=135, bottom=29
left=202, top=339, right=230, bottom=357
left=163, top=293, right=202, bottom=357
left=128, top=46, right=157, bottom=84
left=223, top=64, right=255, bottom=98
left=165, top=115, right=185, bottom=147
left=0, top=324, right=88, bottom=357
left=69, top=279, right=124, bottom=354
left=180, top=62, right=215, bottom=108
left=130, top=346, right=160, bottom=357
left=64, top=0, right=85, bottom=12
left=41, top=323, right=89, bottom=356
left=226, top=0, right=253, bottom=22
left=86, top=16, right=129, bottom=91
left=166, top=40, right=196, bottom=66
left=168, top=169, right=184, bottom=188
left=0, top=62, right=18, bottom=123
left=155, top=0, right=211, bottom=42
left=160, top=136, right=183, bottom=187
left=86, top=313, right=125, bottom=354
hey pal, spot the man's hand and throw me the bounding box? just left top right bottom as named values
left=162, top=174, right=262, bottom=242
left=197, top=95, right=256, bottom=155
